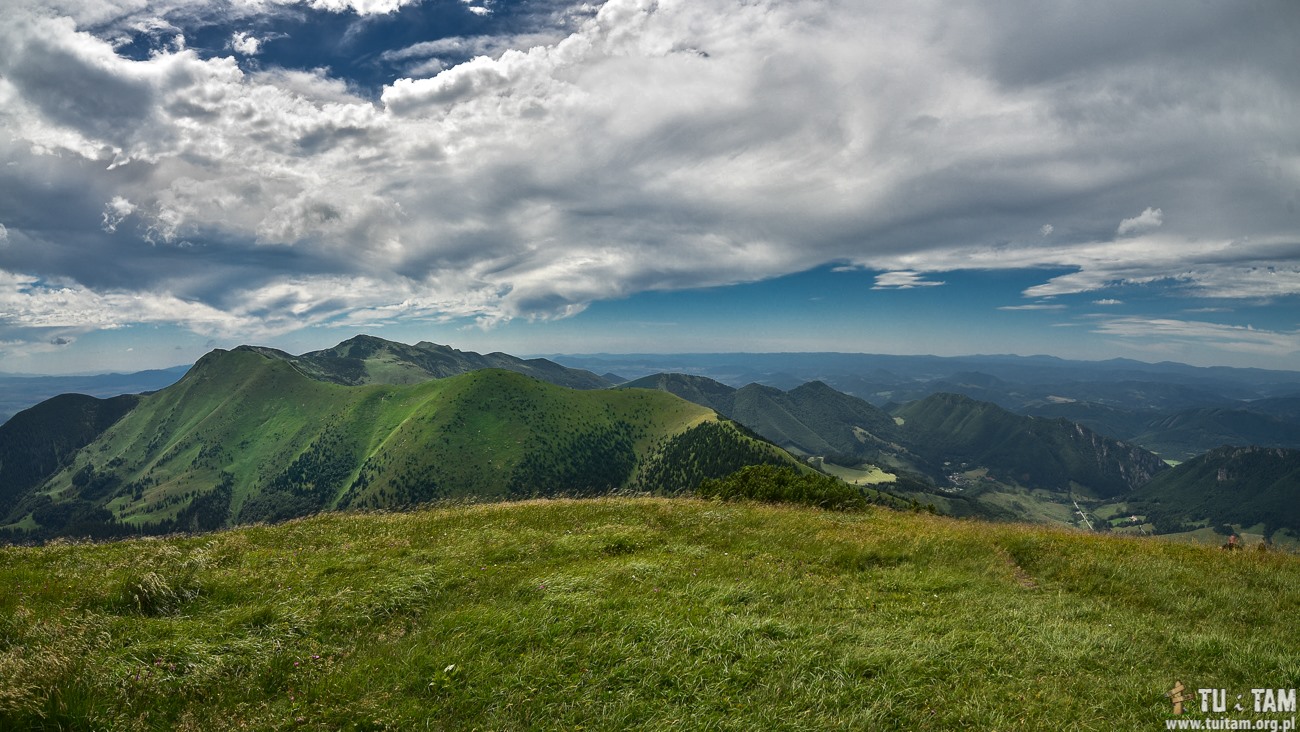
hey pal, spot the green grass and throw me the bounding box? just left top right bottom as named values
left=817, top=460, right=897, bottom=485
left=3, top=498, right=1297, bottom=730
left=969, top=487, right=1082, bottom=526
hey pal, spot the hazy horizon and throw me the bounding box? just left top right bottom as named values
left=8, top=328, right=1300, bottom=379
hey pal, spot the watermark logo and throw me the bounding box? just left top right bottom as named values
left=1163, top=681, right=1296, bottom=731
left=1167, top=682, right=1194, bottom=715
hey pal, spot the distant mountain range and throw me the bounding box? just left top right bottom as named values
left=556, top=351, right=1300, bottom=461
left=0, top=366, right=188, bottom=424
left=620, top=372, right=1169, bottom=515
left=2, top=336, right=1298, bottom=543
left=549, top=351, right=1300, bottom=396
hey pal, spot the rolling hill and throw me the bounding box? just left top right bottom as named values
left=1126, top=446, right=1300, bottom=539
left=891, top=392, right=1169, bottom=498
left=622, top=374, right=1167, bottom=500
left=730, top=381, right=901, bottom=462
left=2, top=348, right=795, bottom=540
left=620, top=373, right=738, bottom=415
left=561, top=352, right=1300, bottom=460
left=621, top=374, right=902, bottom=465
left=0, top=393, right=141, bottom=518
left=1128, top=408, right=1300, bottom=461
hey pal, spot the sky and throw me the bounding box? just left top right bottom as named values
left=0, top=0, right=1298, bottom=375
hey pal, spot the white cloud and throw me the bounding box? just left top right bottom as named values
left=230, top=31, right=261, bottom=56
left=245, top=0, right=423, bottom=15
left=872, top=271, right=945, bottom=290
left=1117, top=207, right=1163, bottom=236
left=101, top=196, right=137, bottom=232
left=1093, top=298, right=1123, bottom=305
left=381, top=32, right=562, bottom=67
left=997, top=303, right=1067, bottom=311
left=0, top=0, right=1296, bottom=343
left=0, top=223, right=7, bottom=243
left=1092, top=316, right=1300, bottom=358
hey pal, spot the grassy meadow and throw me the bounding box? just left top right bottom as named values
left=2, top=497, right=1297, bottom=730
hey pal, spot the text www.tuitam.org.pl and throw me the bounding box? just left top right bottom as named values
left=1164, top=684, right=1296, bottom=730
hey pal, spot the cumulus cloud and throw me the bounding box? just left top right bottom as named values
left=381, top=32, right=563, bottom=70
left=230, top=31, right=262, bottom=56
left=1117, top=207, right=1164, bottom=236
left=101, top=196, right=136, bottom=233
left=0, top=0, right=1296, bottom=344
left=1093, top=298, right=1123, bottom=306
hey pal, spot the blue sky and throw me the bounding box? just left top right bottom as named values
left=0, top=0, right=1298, bottom=374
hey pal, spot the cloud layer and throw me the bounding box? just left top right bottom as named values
left=0, top=0, right=1297, bottom=352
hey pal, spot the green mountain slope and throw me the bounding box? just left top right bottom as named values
left=620, top=373, right=737, bottom=414
left=1130, top=408, right=1300, bottom=460
left=0, top=393, right=140, bottom=517
left=1128, top=446, right=1300, bottom=537
left=731, top=381, right=901, bottom=462
left=257, top=334, right=610, bottom=389
left=2, top=498, right=1296, bottom=730
left=1018, top=400, right=1158, bottom=443
left=624, top=375, right=1167, bottom=501
left=1020, top=401, right=1300, bottom=461
left=5, top=349, right=794, bottom=539
left=620, top=374, right=901, bottom=464
left=892, top=393, right=1168, bottom=497
left=1244, top=395, right=1300, bottom=422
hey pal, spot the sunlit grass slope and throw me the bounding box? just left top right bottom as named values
left=3, top=498, right=1297, bottom=730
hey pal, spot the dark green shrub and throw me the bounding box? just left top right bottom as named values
left=697, top=464, right=867, bottom=511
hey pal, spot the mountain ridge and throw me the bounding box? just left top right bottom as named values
left=1, top=347, right=797, bottom=539
left=248, top=335, right=611, bottom=390
left=3, top=336, right=1297, bottom=542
